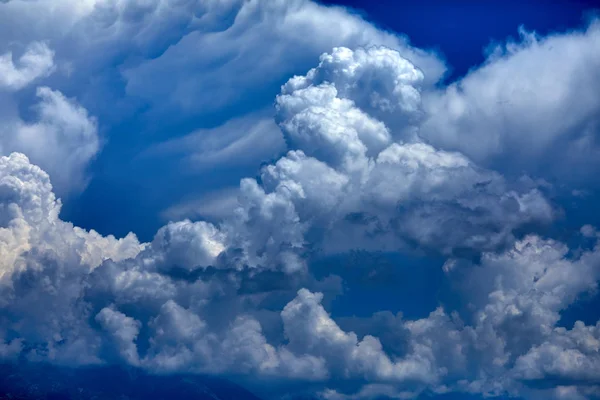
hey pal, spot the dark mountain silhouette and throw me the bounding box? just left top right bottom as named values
left=0, top=362, right=263, bottom=400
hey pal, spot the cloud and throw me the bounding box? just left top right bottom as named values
left=0, top=87, right=100, bottom=195
left=0, top=151, right=326, bottom=379
left=513, top=321, right=600, bottom=383
left=0, top=0, right=445, bottom=221
left=323, top=232, right=600, bottom=399
left=160, top=187, right=241, bottom=223
left=120, top=0, right=445, bottom=119
left=0, top=35, right=99, bottom=196
left=281, top=288, right=438, bottom=385
left=222, top=47, right=553, bottom=270
left=96, top=306, right=142, bottom=366
left=0, top=0, right=446, bottom=130
left=420, top=22, right=600, bottom=184
left=0, top=3, right=599, bottom=399
left=0, top=152, right=143, bottom=364
left=0, top=41, right=54, bottom=91
left=0, top=147, right=597, bottom=399
left=0, top=43, right=558, bottom=398
left=281, top=46, right=425, bottom=141
left=143, top=112, right=285, bottom=172
left=0, top=37, right=98, bottom=196
left=151, top=219, right=225, bottom=271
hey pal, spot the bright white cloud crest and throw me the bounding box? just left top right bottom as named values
left=0, top=1, right=600, bottom=400
left=421, top=22, right=600, bottom=181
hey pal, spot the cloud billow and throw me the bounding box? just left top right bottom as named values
left=0, top=2, right=599, bottom=400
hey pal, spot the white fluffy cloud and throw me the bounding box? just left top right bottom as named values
left=0, top=42, right=571, bottom=399
left=420, top=22, right=600, bottom=183
left=0, top=2, right=600, bottom=399
left=282, top=288, right=440, bottom=385
left=0, top=0, right=446, bottom=200
left=322, top=232, right=600, bottom=399
left=0, top=42, right=54, bottom=91
left=0, top=35, right=99, bottom=196
left=514, top=321, right=600, bottom=383
left=223, top=47, right=553, bottom=270
left=0, top=152, right=142, bottom=364
left=0, top=148, right=597, bottom=399
left=0, top=87, right=100, bottom=194
left=281, top=46, right=425, bottom=142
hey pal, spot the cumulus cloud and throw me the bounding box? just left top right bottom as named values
left=0, top=38, right=99, bottom=195
left=219, top=46, right=552, bottom=270
left=0, top=147, right=597, bottom=399
left=151, top=219, right=225, bottom=271
left=96, top=306, right=142, bottom=366
left=0, top=152, right=142, bottom=364
left=281, top=46, right=426, bottom=141
left=0, top=3, right=599, bottom=399
left=0, top=41, right=570, bottom=398
left=0, top=151, right=323, bottom=379
left=420, top=22, right=600, bottom=184
left=0, top=87, right=100, bottom=194
left=282, top=288, right=439, bottom=385
left=0, top=0, right=444, bottom=207
left=513, top=321, right=600, bottom=383
left=322, top=232, right=600, bottom=399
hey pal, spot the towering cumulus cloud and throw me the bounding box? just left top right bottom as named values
left=0, top=0, right=444, bottom=195
left=0, top=1, right=600, bottom=400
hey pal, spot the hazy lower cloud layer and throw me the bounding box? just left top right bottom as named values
left=1, top=1, right=600, bottom=400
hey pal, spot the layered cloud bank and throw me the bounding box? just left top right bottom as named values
left=0, top=148, right=597, bottom=399
left=1, top=1, right=600, bottom=400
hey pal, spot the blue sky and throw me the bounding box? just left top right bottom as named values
left=1, top=1, right=600, bottom=399
left=318, top=0, right=598, bottom=81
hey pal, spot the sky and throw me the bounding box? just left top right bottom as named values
left=1, top=0, right=600, bottom=400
